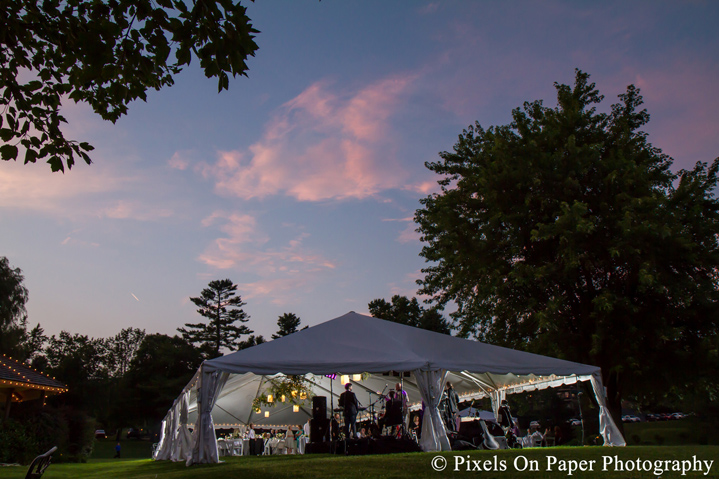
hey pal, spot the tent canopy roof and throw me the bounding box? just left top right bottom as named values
left=205, top=311, right=599, bottom=377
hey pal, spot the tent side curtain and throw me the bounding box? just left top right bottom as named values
left=590, top=372, right=626, bottom=447
left=414, top=369, right=451, bottom=452
left=186, top=367, right=230, bottom=466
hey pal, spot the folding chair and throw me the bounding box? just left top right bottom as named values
left=25, top=447, right=57, bottom=479
left=232, top=439, right=243, bottom=456
left=263, top=438, right=272, bottom=455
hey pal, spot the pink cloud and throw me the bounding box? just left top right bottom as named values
left=403, top=179, right=442, bottom=196
left=418, top=2, right=440, bottom=15
left=382, top=217, right=421, bottom=244
left=198, top=213, right=336, bottom=288
left=0, top=161, right=130, bottom=217
left=168, top=151, right=191, bottom=170
left=202, top=74, right=417, bottom=201
left=397, top=222, right=421, bottom=244
left=198, top=214, right=338, bottom=305
left=385, top=270, right=430, bottom=301
left=101, top=200, right=173, bottom=221
left=238, top=278, right=311, bottom=305
left=628, top=62, right=719, bottom=169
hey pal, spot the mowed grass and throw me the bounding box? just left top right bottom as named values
left=622, top=418, right=717, bottom=446
left=0, top=446, right=717, bottom=479
left=92, top=438, right=154, bottom=459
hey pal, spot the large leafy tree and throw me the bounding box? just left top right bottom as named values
left=104, top=327, right=146, bottom=377
left=0, top=256, right=29, bottom=356
left=43, top=331, right=114, bottom=423
left=179, top=279, right=252, bottom=357
left=272, top=312, right=302, bottom=339
left=415, top=70, right=719, bottom=421
left=1, top=0, right=259, bottom=172
left=0, top=256, right=45, bottom=361
left=118, top=333, right=203, bottom=425
left=368, top=295, right=452, bottom=334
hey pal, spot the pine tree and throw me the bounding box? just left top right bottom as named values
left=272, top=313, right=302, bottom=339
left=178, top=279, right=252, bottom=358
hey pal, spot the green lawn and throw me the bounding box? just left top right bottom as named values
left=622, top=418, right=717, bottom=446
left=92, top=438, right=154, bottom=459
left=1, top=446, right=717, bottom=479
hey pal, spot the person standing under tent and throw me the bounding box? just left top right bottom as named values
left=441, top=381, right=459, bottom=432
left=338, top=383, right=359, bottom=438
left=410, top=414, right=422, bottom=441
left=394, top=383, right=409, bottom=430
left=331, top=412, right=342, bottom=441
left=285, top=425, right=296, bottom=454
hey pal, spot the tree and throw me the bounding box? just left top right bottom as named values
left=1, top=0, right=259, bottom=172
left=415, top=70, right=719, bottom=423
left=43, top=331, right=113, bottom=422
left=272, top=312, right=302, bottom=339
left=118, top=334, right=203, bottom=425
left=237, top=334, right=265, bottom=350
left=179, top=279, right=252, bottom=357
left=0, top=257, right=29, bottom=354
left=368, top=295, right=452, bottom=334
left=0, top=256, right=45, bottom=361
left=104, top=327, right=146, bottom=377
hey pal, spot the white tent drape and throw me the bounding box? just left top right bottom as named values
left=153, top=400, right=177, bottom=460
left=489, top=389, right=507, bottom=420
left=414, top=369, right=451, bottom=452
left=186, top=367, right=230, bottom=465
left=590, top=372, right=626, bottom=446
left=171, top=390, right=193, bottom=462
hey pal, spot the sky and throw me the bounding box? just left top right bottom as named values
left=2, top=0, right=718, bottom=343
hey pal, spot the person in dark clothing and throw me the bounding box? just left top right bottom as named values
left=331, top=413, right=341, bottom=441
left=498, top=400, right=512, bottom=428
left=378, top=390, right=401, bottom=432
left=410, top=414, right=422, bottom=441
left=441, top=381, right=460, bottom=432
left=338, top=383, right=359, bottom=438
left=113, top=442, right=121, bottom=458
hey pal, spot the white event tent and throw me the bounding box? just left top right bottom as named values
left=154, top=312, right=625, bottom=465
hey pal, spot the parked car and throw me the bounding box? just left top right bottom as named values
left=621, top=415, right=641, bottom=423
left=645, top=413, right=659, bottom=421
left=95, top=429, right=106, bottom=439
left=671, top=412, right=686, bottom=419
left=567, top=418, right=581, bottom=426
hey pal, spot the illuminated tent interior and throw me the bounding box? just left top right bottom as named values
left=1, top=354, right=68, bottom=420
left=156, top=312, right=626, bottom=465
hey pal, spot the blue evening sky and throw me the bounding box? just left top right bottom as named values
left=2, top=0, right=718, bottom=341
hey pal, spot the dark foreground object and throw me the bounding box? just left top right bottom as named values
left=306, top=437, right=422, bottom=455
left=25, top=446, right=57, bottom=479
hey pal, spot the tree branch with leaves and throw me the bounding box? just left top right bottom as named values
left=1, top=0, right=259, bottom=171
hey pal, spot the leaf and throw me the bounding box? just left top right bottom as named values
left=24, top=148, right=37, bottom=164
left=0, top=128, right=14, bottom=142
left=1, top=144, right=19, bottom=161
left=47, top=156, right=65, bottom=172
